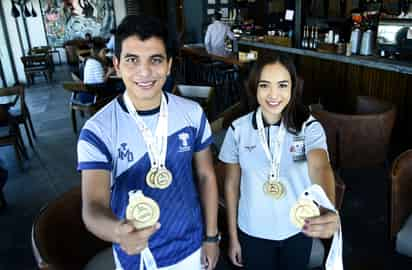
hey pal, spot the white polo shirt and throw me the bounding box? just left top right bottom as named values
left=218, top=111, right=328, bottom=240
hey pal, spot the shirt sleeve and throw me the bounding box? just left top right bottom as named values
left=304, top=120, right=328, bottom=155
left=83, top=59, right=105, bottom=84
left=218, top=126, right=239, bottom=164
left=194, top=110, right=213, bottom=152
left=77, top=126, right=113, bottom=171
left=226, top=26, right=235, bottom=40
left=204, top=26, right=211, bottom=51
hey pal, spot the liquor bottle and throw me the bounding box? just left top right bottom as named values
left=309, top=26, right=315, bottom=49
left=313, top=26, right=319, bottom=49
left=301, top=26, right=307, bottom=48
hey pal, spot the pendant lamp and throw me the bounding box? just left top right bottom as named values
left=31, top=2, right=37, bottom=17
left=11, top=1, right=20, bottom=18
left=24, top=3, right=31, bottom=17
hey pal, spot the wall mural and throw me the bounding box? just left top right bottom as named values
left=41, top=0, right=115, bottom=47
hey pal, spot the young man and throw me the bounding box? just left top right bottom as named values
left=204, top=11, right=235, bottom=56
left=77, top=15, right=219, bottom=270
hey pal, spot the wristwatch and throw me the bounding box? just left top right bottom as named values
left=203, top=232, right=221, bottom=243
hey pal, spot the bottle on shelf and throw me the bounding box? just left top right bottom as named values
left=309, top=26, right=315, bottom=49
left=313, top=26, right=319, bottom=49
left=301, top=26, right=307, bottom=48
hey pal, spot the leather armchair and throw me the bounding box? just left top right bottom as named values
left=390, top=149, right=412, bottom=258
left=312, top=96, right=396, bottom=169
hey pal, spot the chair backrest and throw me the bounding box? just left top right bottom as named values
left=175, top=84, right=215, bottom=118
left=390, top=149, right=412, bottom=239
left=312, top=96, right=396, bottom=169
left=21, top=54, right=50, bottom=68
left=176, top=84, right=213, bottom=99
left=31, top=186, right=110, bottom=269
left=0, top=85, right=24, bottom=113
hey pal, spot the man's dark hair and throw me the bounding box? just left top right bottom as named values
left=213, top=12, right=222, bottom=21
left=91, top=39, right=106, bottom=56
left=115, top=15, right=173, bottom=59
left=247, top=53, right=309, bottom=134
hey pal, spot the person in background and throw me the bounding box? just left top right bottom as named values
left=106, top=29, right=116, bottom=52
left=78, top=40, right=114, bottom=103
left=77, top=15, right=219, bottom=270
left=219, top=54, right=339, bottom=269
left=84, top=32, right=93, bottom=48
left=204, top=11, right=235, bottom=56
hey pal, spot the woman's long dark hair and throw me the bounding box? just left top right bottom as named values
left=247, top=54, right=309, bottom=134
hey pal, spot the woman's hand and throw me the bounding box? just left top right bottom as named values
left=302, top=209, right=339, bottom=239
left=228, top=238, right=243, bottom=267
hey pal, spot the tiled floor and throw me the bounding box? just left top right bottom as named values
left=0, top=66, right=81, bottom=270
left=1, top=65, right=412, bottom=270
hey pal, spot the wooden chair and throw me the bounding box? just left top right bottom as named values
left=1, top=85, right=36, bottom=148
left=0, top=104, right=27, bottom=170
left=173, top=84, right=215, bottom=119
left=62, top=82, right=117, bottom=133
left=31, top=186, right=112, bottom=270
left=21, top=54, right=52, bottom=85
left=390, top=149, right=412, bottom=258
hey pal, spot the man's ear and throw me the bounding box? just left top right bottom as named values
left=167, top=57, right=173, bottom=76
left=113, top=56, right=120, bottom=75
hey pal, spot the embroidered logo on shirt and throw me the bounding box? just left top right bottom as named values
left=118, top=143, right=134, bottom=162
left=244, top=145, right=256, bottom=152
left=178, top=132, right=191, bottom=152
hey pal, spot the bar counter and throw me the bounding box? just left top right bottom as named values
left=239, top=39, right=412, bottom=75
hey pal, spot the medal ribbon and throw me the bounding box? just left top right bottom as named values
left=299, top=185, right=343, bottom=270
left=256, top=107, right=286, bottom=181
left=124, top=92, right=168, bottom=170
left=139, top=247, right=158, bottom=270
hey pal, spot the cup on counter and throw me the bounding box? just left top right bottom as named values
left=345, top=43, right=352, bottom=56
left=337, top=43, right=346, bottom=55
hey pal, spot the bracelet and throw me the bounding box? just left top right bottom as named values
left=203, top=232, right=221, bottom=243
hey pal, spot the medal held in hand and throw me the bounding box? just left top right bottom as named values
left=290, top=198, right=320, bottom=228
left=126, top=190, right=160, bottom=230
left=256, top=107, right=287, bottom=199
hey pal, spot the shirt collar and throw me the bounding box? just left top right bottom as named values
left=251, top=109, right=281, bottom=129
left=117, top=92, right=169, bottom=115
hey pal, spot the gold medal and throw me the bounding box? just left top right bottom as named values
left=290, top=198, right=320, bottom=228
left=126, top=190, right=160, bottom=230
left=263, top=180, right=286, bottom=199
left=145, top=168, right=158, bottom=188
left=154, top=167, right=172, bottom=189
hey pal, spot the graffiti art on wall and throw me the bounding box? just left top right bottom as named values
left=41, top=0, right=115, bottom=46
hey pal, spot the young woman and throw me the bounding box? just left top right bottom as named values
left=219, top=54, right=339, bottom=269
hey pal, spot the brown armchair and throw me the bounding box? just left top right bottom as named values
left=311, top=96, right=396, bottom=169
left=31, top=186, right=112, bottom=270
left=390, top=149, right=412, bottom=258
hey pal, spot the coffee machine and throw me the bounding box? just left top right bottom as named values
left=377, top=19, right=412, bottom=59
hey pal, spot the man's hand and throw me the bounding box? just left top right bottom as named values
left=228, top=238, right=243, bottom=267
left=303, top=210, right=339, bottom=239
left=202, top=242, right=220, bottom=270
left=114, top=221, right=161, bottom=255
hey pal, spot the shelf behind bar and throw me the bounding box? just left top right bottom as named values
left=238, top=39, right=412, bottom=75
